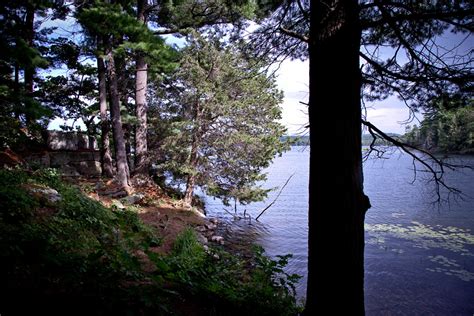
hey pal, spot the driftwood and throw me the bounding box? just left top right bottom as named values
left=255, top=173, right=294, bottom=221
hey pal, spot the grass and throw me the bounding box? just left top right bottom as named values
left=0, top=168, right=302, bottom=315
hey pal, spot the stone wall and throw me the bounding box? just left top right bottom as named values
left=24, top=131, right=102, bottom=177
left=47, top=131, right=98, bottom=151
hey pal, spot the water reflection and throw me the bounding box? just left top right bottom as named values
left=204, top=148, right=474, bottom=313
left=366, top=221, right=474, bottom=283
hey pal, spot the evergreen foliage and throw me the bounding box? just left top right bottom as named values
left=154, top=33, right=289, bottom=205
left=404, top=97, right=474, bottom=154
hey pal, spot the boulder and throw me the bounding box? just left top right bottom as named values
left=24, top=184, right=62, bottom=206
left=211, top=235, right=224, bottom=245
left=111, top=200, right=126, bottom=210
left=205, top=223, right=217, bottom=230
left=123, top=193, right=145, bottom=205
left=196, top=233, right=208, bottom=245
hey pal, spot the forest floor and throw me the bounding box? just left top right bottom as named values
left=77, top=174, right=221, bottom=256
left=1, top=165, right=300, bottom=315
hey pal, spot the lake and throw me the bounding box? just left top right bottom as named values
left=203, top=147, right=474, bottom=315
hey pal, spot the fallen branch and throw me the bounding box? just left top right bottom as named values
left=223, top=208, right=241, bottom=220
left=256, top=173, right=295, bottom=221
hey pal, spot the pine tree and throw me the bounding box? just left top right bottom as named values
left=156, top=33, right=288, bottom=206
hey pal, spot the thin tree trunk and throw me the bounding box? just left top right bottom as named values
left=106, top=48, right=130, bottom=191
left=124, top=123, right=134, bottom=171
left=97, top=52, right=114, bottom=177
left=24, top=3, right=35, bottom=95
left=305, top=1, right=370, bottom=315
left=23, top=2, right=35, bottom=126
left=134, top=0, right=149, bottom=175
left=184, top=137, right=199, bottom=205
left=184, top=100, right=202, bottom=205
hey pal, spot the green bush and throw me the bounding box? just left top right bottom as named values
left=0, top=168, right=301, bottom=315
left=164, top=229, right=302, bottom=316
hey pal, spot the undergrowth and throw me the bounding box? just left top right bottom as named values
left=0, top=168, right=301, bottom=315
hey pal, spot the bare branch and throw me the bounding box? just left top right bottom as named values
left=256, top=173, right=294, bottom=221
left=278, top=27, right=309, bottom=43
left=361, top=119, right=470, bottom=202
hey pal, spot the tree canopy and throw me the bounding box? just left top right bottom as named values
left=155, top=33, right=288, bottom=206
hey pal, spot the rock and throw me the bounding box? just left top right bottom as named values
left=191, top=208, right=206, bottom=218
left=111, top=200, right=125, bottom=210
left=123, top=193, right=145, bottom=205
left=211, top=235, right=224, bottom=245
left=24, top=184, right=62, bottom=206
left=95, top=181, right=105, bottom=191
left=209, top=218, right=218, bottom=224
left=205, top=223, right=217, bottom=230
left=195, top=225, right=207, bottom=232
left=103, top=189, right=128, bottom=198
left=196, top=233, right=208, bottom=245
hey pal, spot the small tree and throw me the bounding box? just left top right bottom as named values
left=156, top=34, right=288, bottom=207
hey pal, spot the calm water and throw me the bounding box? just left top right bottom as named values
left=203, top=147, right=474, bottom=315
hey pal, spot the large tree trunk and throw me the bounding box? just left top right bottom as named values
left=106, top=48, right=131, bottom=191
left=134, top=0, right=149, bottom=175
left=97, top=52, right=114, bottom=178
left=305, top=1, right=370, bottom=315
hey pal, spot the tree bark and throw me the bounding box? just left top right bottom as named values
left=24, top=2, right=35, bottom=95
left=134, top=0, right=149, bottom=175
left=97, top=52, right=114, bottom=178
left=106, top=48, right=130, bottom=191
left=305, top=1, right=370, bottom=315
left=184, top=99, right=203, bottom=205
left=184, top=135, right=199, bottom=205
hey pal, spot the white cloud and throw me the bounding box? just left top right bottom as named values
left=275, top=59, right=309, bottom=135
left=275, top=59, right=417, bottom=135
left=365, top=107, right=414, bottom=134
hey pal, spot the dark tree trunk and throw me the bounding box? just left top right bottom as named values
left=134, top=0, right=149, bottom=175
left=305, top=1, right=370, bottom=315
left=106, top=48, right=130, bottom=191
left=97, top=52, right=114, bottom=178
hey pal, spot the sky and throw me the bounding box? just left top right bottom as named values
left=274, top=59, right=413, bottom=135
left=48, top=56, right=412, bottom=135
left=46, top=15, right=472, bottom=136
left=277, top=30, right=473, bottom=136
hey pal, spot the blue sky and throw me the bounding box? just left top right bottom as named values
left=46, top=16, right=472, bottom=136
left=274, top=58, right=414, bottom=135
left=278, top=31, right=473, bottom=135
